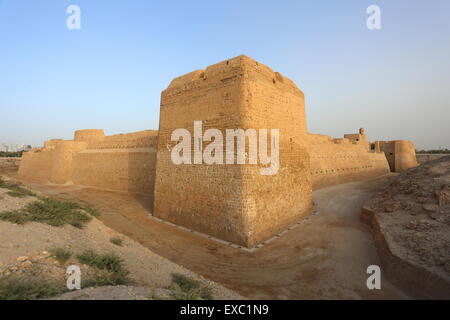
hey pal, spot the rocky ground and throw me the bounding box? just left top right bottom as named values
left=54, top=285, right=172, bottom=300
left=0, top=187, right=34, bottom=212
left=362, top=156, right=450, bottom=298
left=0, top=175, right=243, bottom=300
left=416, top=154, right=448, bottom=164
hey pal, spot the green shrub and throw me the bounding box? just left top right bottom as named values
left=77, top=250, right=124, bottom=273
left=0, top=197, right=99, bottom=228
left=49, top=247, right=72, bottom=264
left=0, top=151, right=24, bottom=158
left=0, top=210, right=29, bottom=224
left=0, top=178, right=35, bottom=198
left=77, top=250, right=134, bottom=287
left=148, top=286, right=166, bottom=300
left=0, top=275, right=63, bottom=300
left=169, top=273, right=213, bottom=300
left=416, top=148, right=450, bottom=154
left=82, top=270, right=134, bottom=287
left=110, top=237, right=123, bottom=246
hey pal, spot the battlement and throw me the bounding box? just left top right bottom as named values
left=85, top=130, right=158, bottom=149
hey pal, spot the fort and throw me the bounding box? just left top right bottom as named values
left=17, top=55, right=418, bottom=248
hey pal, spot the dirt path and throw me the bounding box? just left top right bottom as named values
left=10, top=174, right=409, bottom=299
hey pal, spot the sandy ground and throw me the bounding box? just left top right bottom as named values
left=5, top=172, right=411, bottom=299
left=0, top=185, right=243, bottom=300
left=0, top=188, right=34, bottom=212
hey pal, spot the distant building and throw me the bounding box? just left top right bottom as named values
left=0, top=143, right=31, bottom=152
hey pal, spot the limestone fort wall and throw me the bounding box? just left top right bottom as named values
left=18, top=130, right=158, bottom=196
left=308, top=133, right=391, bottom=189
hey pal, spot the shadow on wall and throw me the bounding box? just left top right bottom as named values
left=127, top=150, right=155, bottom=213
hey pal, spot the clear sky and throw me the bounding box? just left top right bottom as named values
left=0, top=0, right=449, bottom=149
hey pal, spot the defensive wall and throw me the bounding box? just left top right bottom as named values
left=307, top=131, right=391, bottom=190
left=18, top=130, right=158, bottom=197
left=18, top=55, right=417, bottom=247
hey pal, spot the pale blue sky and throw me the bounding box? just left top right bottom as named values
left=0, top=0, right=449, bottom=149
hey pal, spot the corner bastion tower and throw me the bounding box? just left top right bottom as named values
left=153, top=55, right=313, bottom=248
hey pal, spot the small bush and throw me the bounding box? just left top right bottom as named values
left=25, top=198, right=93, bottom=227
left=49, top=247, right=72, bottom=264
left=0, top=197, right=99, bottom=228
left=110, top=237, right=123, bottom=246
left=77, top=250, right=124, bottom=273
left=0, top=178, right=35, bottom=198
left=6, top=190, right=32, bottom=198
left=77, top=203, right=100, bottom=217
left=148, top=286, right=163, bottom=300
left=169, top=273, right=213, bottom=300
left=0, top=151, right=24, bottom=158
left=0, top=178, right=7, bottom=188
left=0, top=275, right=63, bottom=300
left=0, top=210, right=29, bottom=224
left=82, top=270, right=134, bottom=287
left=77, top=250, right=134, bottom=287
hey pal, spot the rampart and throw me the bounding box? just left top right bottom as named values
left=18, top=55, right=418, bottom=247
left=308, top=132, right=390, bottom=189
left=18, top=130, right=158, bottom=196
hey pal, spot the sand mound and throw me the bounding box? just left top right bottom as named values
left=362, top=155, right=450, bottom=299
